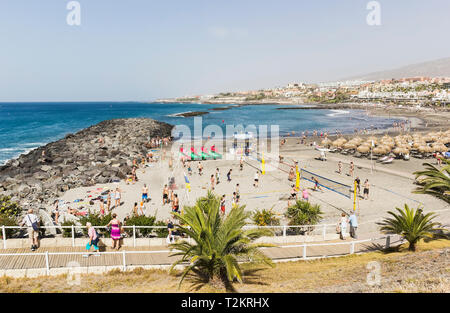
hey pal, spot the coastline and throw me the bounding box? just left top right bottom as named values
left=0, top=118, right=174, bottom=209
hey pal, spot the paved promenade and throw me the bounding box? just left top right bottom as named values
left=0, top=236, right=402, bottom=273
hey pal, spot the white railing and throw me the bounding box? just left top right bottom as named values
left=0, top=223, right=340, bottom=249
left=274, top=234, right=402, bottom=260
left=0, top=235, right=402, bottom=273
left=0, top=250, right=171, bottom=275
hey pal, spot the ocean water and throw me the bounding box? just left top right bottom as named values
left=0, top=102, right=400, bottom=165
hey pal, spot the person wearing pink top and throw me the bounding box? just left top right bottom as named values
left=83, top=222, right=100, bottom=257
left=302, top=188, right=309, bottom=202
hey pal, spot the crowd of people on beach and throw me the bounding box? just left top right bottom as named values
left=28, top=130, right=389, bottom=256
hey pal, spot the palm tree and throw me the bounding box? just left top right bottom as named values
left=378, top=204, right=441, bottom=251
left=169, top=191, right=275, bottom=291
left=413, top=159, right=450, bottom=204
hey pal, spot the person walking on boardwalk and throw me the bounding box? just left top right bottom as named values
left=240, top=157, right=244, bottom=171
left=106, top=213, right=122, bottom=250
left=338, top=161, right=342, bottom=174
left=20, top=209, right=40, bottom=251
left=83, top=222, right=100, bottom=257
left=235, top=183, right=240, bottom=203
left=338, top=213, right=348, bottom=240
left=348, top=212, right=358, bottom=239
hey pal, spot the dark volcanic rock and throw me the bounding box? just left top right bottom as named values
left=0, top=118, right=174, bottom=210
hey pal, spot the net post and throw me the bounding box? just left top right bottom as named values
left=283, top=225, right=286, bottom=237
left=350, top=242, right=355, bottom=254
left=133, top=225, right=136, bottom=247
left=322, top=224, right=326, bottom=240
left=302, top=244, right=307, bottom=260
left=122, top=250, right=127, bottom=271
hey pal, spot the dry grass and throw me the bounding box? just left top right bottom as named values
left=1, top=239, right=449, bottom=293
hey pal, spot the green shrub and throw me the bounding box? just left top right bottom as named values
left=285, top=200, right=323, bottom=234
left=154, top=220, right=169, bottom=238
left=0, top=214, right=19, bottom=238
left=79, top=211, right=113, bottom=237
left=123, top=215, right=156, bottom=237
left=252, top=208, right=281, bottom=226
left=61, top=221, right=77, bottom=238
left=0, top=196, right=21, bottom=218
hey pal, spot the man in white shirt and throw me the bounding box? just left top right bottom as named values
left=20, top=209, right=40, bottom=251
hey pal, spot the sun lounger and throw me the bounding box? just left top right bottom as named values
left=381, top=157, right=394, bottom=164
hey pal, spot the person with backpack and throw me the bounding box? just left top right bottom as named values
left=20, top=209, right=40, bottom=251
left=83, top=222, right=100, bottom=257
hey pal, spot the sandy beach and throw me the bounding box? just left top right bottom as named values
left=56, top=132, right=450, bottom=240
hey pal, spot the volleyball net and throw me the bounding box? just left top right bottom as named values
left=300, top=168, right=351, bottom=199
left=252, top=151, right=351, bottom=199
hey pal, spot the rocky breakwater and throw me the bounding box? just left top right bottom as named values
left=0, top=118, right=174, bottom=210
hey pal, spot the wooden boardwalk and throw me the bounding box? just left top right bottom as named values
left=0, top=237, right=399, bottom=271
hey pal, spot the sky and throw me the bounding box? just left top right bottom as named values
left=0, top=0, right=449, bottom=101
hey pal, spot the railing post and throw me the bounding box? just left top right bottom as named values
left=122, top=250, right=127, bottom=271
left=133, top=225, right=136, bottom=247
left=350, top=242, right=355, bottom=254
left=71, top=225, right=75, bottom=247
left=385, top=235, right=391, bottom=249
left=322, top=225, right=326, bottom=241
left=302, top=244, right=307, bottom=260
left=2, top=226, right=6, bottom=249
left=45, top=251, right=50, bottom=276
left=283, top=225, right=286, bottom=237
